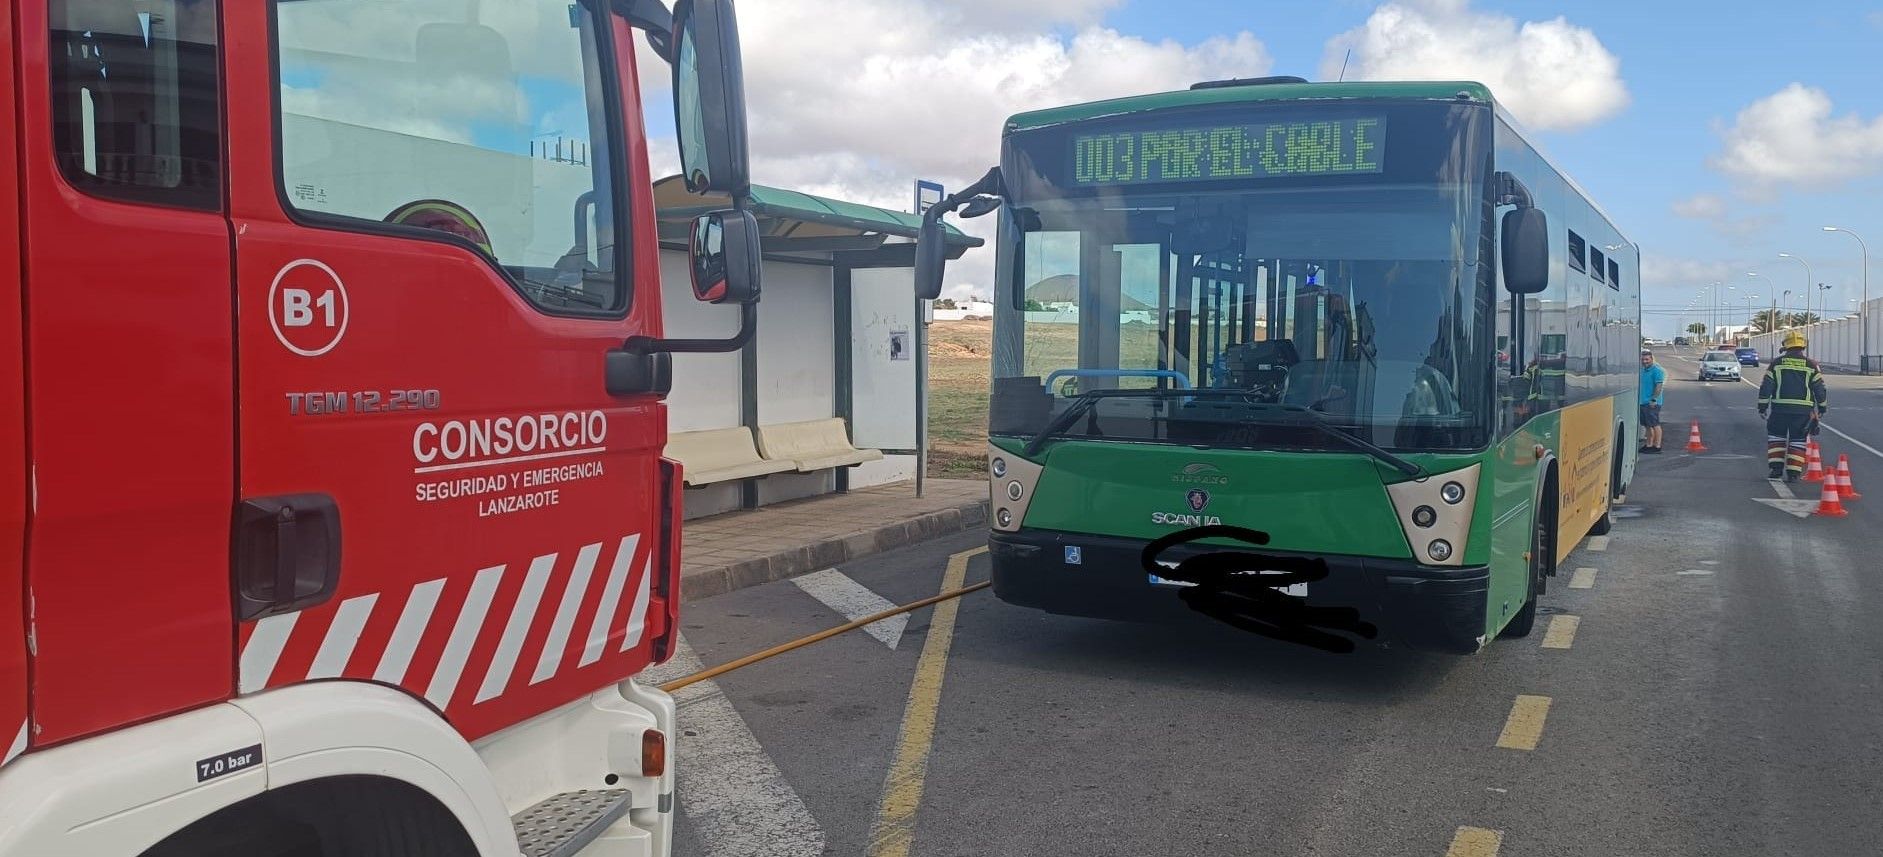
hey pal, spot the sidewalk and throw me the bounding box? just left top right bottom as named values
left=679, top=478, right=988, bottom=602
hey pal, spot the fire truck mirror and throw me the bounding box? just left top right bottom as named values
left=234, top=495, right=342, bottom=621
left=689, top=209, right=761, bottom=305
left=672, top=0, right=751, bottom=197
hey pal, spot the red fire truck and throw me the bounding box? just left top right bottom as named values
left=1, top=1, right=764, bottom=854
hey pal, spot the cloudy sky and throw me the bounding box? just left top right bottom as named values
left=638, top=0, right=1883, bottom=338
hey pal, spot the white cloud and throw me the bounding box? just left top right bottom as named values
left=1667, top=192, right=1776, bottom=239
left=1709, top=83, right=1883, bottom=188
left=640, top=2, right=1272, bottom=299
left=1671, top=193, right=1727, bottom=220
left=1641, top=256, right=1737, bottom=291
left=1320, top=0, right=1628, bottom=131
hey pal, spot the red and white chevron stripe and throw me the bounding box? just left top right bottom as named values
left=2, top=720, right=25, bottom=768
left=236, top=533, right=656, bottom=718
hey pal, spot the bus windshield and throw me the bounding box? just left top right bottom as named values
left=990, top=100, right=1491, bottom=452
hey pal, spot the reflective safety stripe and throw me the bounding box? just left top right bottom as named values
left=1767, top=358, right=1821, bottom=407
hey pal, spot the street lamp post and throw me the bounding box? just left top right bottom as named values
left=1747, top=272, right=1772, bottom=335
left=1824, top=226, right=1870, bottom=373
left=1777, top=253, right=1814, bottom=326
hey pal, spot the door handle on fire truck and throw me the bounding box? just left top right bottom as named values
left=234, top=494, right=343, bottom=620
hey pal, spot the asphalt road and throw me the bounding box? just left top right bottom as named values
left=655, top=354, right=1883, bottom=856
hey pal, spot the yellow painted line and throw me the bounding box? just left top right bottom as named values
left=1445, top=826, right=1503, bottom=857
left=1541, top=614, right=1580, bottom=649
left=1496, top=694, right=1552, bottom=750
left=1568, top=567, right=1598, bottom=589
left=867, top=545, right=986, bottom=857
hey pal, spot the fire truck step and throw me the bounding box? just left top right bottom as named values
left=511, top=788, right=634, bottom=857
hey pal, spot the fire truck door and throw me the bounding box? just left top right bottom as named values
left=16, top=0, right=236, bottom=746
left=2, top=5, right=30, bottom=768
left=221, top=2, right=670, bottom=740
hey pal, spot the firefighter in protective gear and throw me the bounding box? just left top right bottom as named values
left=1758, top=331, right=1829, bottom=481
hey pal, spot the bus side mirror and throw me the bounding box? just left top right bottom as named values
left=671, top=0, right=750, bottom=196
left=914, top=214, right=946, bottom=301
left=690, top=209, right=761, bottom=304
left=1501, top=207, right=1549, bottom=295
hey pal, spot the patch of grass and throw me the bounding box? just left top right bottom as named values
left=927, top=320, right=992, bottom=478
left=922, top=318, right=1189, bottom=477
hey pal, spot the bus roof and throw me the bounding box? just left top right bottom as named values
left=1005, top=80, right=1494, bottom=133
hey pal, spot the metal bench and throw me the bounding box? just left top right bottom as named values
left=753, top=418, right=884, bottom=472
left=663, top=426, right=796, bottom=486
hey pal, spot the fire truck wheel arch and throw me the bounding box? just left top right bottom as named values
left=0, top=683, right=512, bottom=856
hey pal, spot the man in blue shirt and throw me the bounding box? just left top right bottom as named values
left=1639, top=348, right=1667, bottom=453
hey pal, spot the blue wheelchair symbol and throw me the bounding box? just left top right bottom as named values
left=1064, top=546, right=1083, bottom=565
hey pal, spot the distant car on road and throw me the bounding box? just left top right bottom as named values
left=1673, top=336, right=1689, bottom=346
left=1699, top=350, right=1743, bottom=381
left=1735, top=346, right=1760, bottom=366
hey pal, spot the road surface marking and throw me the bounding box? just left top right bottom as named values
left=1679, top=569, right=1715, bottom=576
left=868, top=546, right=987, bottom=857
left=792, top=568, right=908, bottom=649
left=1700, top=559, right=1720, bottom=565
left=1445, top=826, right=1503, bottom=856
left=1569, top=567, right=1597, bottom=589
left=657, top=638, right=827, bottom=857
left=1586, top=536, right=1610, bottom=552
left=1821, top=422, right=1883, bottom=461
left=1752, top=498, right=1818, bottom=519
left=1496, top=695, right=1552, bottom=750
left=1541, top=615, right=1580, bottom=649
left=1769, top=478, right=1795, bottom=500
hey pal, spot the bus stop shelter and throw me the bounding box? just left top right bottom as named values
left=651, top=177, right=982, bottom=518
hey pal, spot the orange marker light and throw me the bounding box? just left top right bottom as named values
left=642, top=729, right=667, bottom=778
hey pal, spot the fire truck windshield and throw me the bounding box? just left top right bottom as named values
left=273, top=0, right=628, bottom=314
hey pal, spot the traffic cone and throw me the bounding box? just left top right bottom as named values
left=1835, top=454, right=1862, bottom=501
left=1685, top=420, right=1708, bottom=453
left=1814, top=475, right=1849, bottom=517
left=1803, top=441, right=1825, bottom=483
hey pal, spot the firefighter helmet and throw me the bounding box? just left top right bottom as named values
left=385, top=199, right=494, bottom=255
left=1783, top=331, right=1808, bottom=350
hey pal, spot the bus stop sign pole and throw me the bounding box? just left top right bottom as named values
left=914, top=181, right=943, bottom=498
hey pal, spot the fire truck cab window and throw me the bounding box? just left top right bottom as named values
left=273, top=1, right=628, bottom=315
left=49, top=0, right=223, bottom=210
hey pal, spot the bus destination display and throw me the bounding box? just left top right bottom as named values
left=1071, top=117, right=1385, bottom=186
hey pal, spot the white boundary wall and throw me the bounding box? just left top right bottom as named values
left=1746, top=296, right=1883, bottom=372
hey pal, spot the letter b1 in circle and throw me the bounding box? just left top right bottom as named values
left=269, top=259, right=350, bottom=357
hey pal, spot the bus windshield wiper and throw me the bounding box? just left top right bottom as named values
left=1023, top=387, right=1218, bottom=457
left=1252, top=404, right=1425, bottom=478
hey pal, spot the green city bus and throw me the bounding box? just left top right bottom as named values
left=915, top=77, right=1641, bottom=652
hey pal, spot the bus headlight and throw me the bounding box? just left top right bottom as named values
left=1007, top=481, right=1024, bottom=501
left=1427, top=539, right=1453, bottom=562
left=997, top=508, right=1013, bottom=528
left=1440, top=481, right=1466, bottom=504
left=1412, top=505, right=1437, bottom=528
left=991, top=457, right=1007, bottom=478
